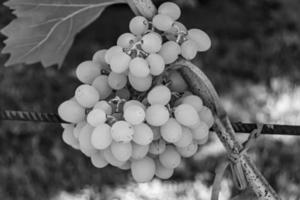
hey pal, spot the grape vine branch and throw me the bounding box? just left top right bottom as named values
left=125, top=0, right=282, bottom=199
left=175, top=58, right=281, bottom=199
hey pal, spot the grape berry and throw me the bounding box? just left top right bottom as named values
left=58, top=2, right=212, bottom=183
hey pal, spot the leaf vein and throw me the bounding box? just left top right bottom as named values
left=29, top=18, right=62, bottom=28
left=18, top=4, right=105, bottom=61
left=58, top=13, right=73, bottom=51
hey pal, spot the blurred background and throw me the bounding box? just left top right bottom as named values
left=0, top=0, right=300, bottom=199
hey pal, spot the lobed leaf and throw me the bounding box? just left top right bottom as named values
left=1, top=0, right=125, bottom=67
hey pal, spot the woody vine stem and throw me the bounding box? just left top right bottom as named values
left=127, top=0, right=281, bottom=199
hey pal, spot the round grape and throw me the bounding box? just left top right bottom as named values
left=111, top=120, right=134, bottom=143
left=188, top=29, right=211, bottom=52
left=129, top=57, right=150, bottom=77
left=158, top=2, right=181, bottom=20
left=58, top=99, right=85, bottom=123
left=76, top=61, right=101, bottom=84
left=62, top=125, right=79, bottom=149
left=91, top=123, right=112, bottom=149
left=92, top=75, right=112, bottom=100
left=155, top=160, right=174, bottom=179
left=174, top=127, right=193, bottom=148
left=103, top=148, right=126, bottom=167
left=110, top=52, right=131, bottom=73
left=81, top=146, right=97, bottom=158
left=191, top=121, right=209, bottom=140
left=79, top=124, right=96, bottom=156
left=131, top=156, right=155, bottom=183
left=176, top=142, right=198, bottom=158
left=124, top=105, right=145, bottom=125
left=196, top=133, right=209, bottom=145
left=174, top=104, right=200, bottom=127
left=131, top=143, right=149, bottom=159
left=123, top=100, right=146, bottom=111
left=152, top=14, right=174, bottom=31
left=129, top=16, right=149, bottom=35
left=91, top=151, right=108, bottom=168
left=159, top=41, right=181, bottom=64
left=182, top=95, right=203, bottom=111
left=108, top=72, right=127, bottom=90
left=87, top=108, right=107, bottom=127
left=94, top=101, right=112, bottom=115
left=146, top=104, right=170, bottom=126
left=159, top=145, right=181, bottom=169
left=160, top=118, right=182, bottom=143
left=174, top=92, right=195, bottom=107
left=75, top=84, right=100, bottom=108
left=170, top=21, right=187, bottom=33
left=117, top=33, right=136, bottom=48
left=141, top=32, right=162, bottom=53
left=105, top=46, right=123, bottom=64
left=198, top=106, right=214, bottom=128
left=119, top=161, right=131, bottom=170
left=181, top=39, right=198, bottom=60
left=128, top=72, right=152, bottom=92
left=133, top=123, right=154, bottom=145
left=146, top=53, right=165, bottom=76
left=73, top=121, right=86, bottom=138
left=147, top=85, right=171, bottom=105
left=111, top=141, right=132, bottom=162
left=92, top=49, right=107, bottom=66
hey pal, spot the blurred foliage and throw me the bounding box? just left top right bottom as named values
left=1, top=0, right=300, bottom=199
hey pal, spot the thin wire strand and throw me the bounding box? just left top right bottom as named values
left=1, top=110, right=300, bottom=135
left=0, top=110, right=64, bottom=123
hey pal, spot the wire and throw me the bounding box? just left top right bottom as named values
left=1, top=110, right=300, bottom=135
left=0, top=110, right=63, bottom=123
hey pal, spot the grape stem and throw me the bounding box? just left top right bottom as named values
left=108, top=96, right=127, bottom=113
left=171, top=23, right=188, bottom=44
left=124, top=40, right=149, bottom=58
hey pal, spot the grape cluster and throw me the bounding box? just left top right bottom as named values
left=58, top=2, right=213, bottom=183
left=94, top=1, right=211, bottom=92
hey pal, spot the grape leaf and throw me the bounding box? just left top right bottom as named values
left=1, top=0, right=125, bottom=67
